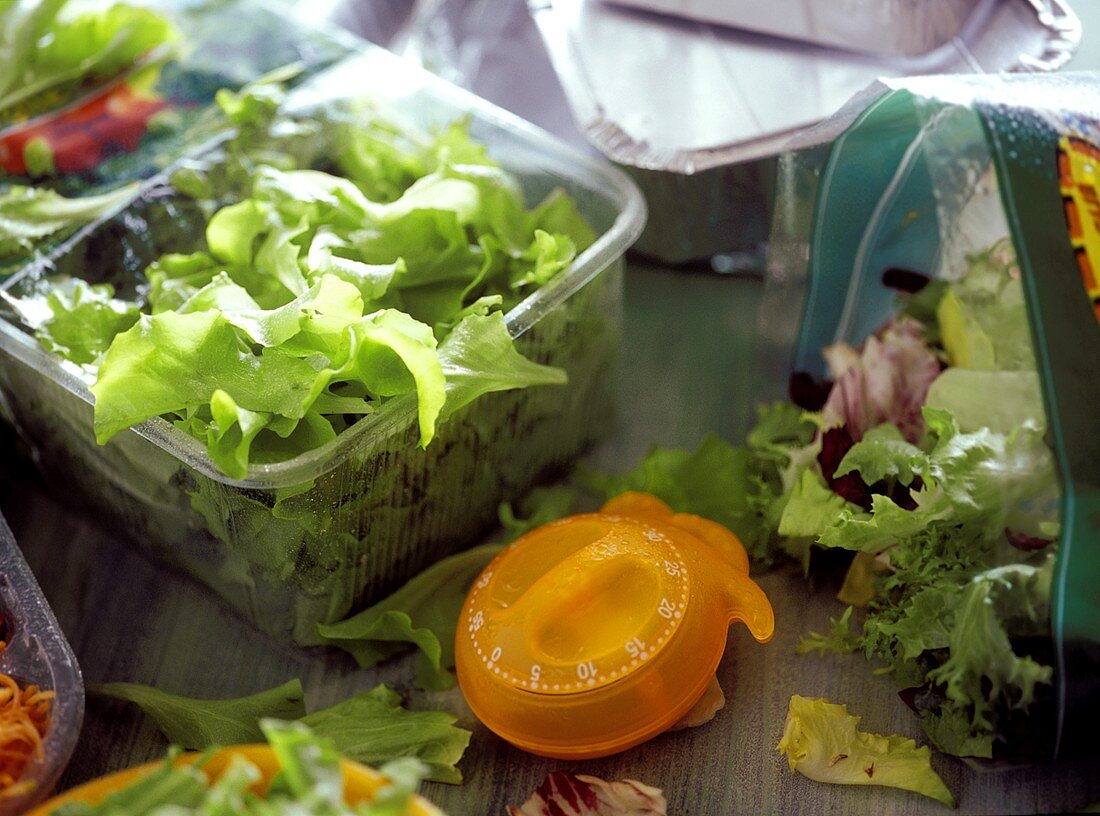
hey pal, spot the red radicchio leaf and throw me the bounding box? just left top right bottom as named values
left=1005, top=529, right=1053, bottom=552
left=789, top=371, right=833, bottom=412
left=821, top=317, right=941, bottom=444
left=818, top=426, right=872, bottom=509
left=507, top=772, right=668, bottom=816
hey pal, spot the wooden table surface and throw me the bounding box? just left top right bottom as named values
left=3, top=264, right=1099, bottom=815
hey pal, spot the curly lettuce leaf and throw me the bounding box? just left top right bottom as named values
left=797, top=606, right=859, bottom=657
left=863, top=583, right=956, bottom=663
left=301, top=685, right=470, bottom=784
left=317, top=544, right=502, bottom=690
left=927, top=559, right=1054, bottom=734
left=777, top=696, right=954, bottom=807
left=818, top=409, right=1058, bottom=554
left=918, top=706, right=994, bottom=760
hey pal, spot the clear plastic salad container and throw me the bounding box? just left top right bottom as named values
left=0, top=49, right=646, bottom=644
left=0, top=512, right=84, bottom=814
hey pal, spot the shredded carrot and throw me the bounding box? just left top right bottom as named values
left=0, top=671, right=53, bottom=798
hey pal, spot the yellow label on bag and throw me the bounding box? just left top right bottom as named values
left=1058, top=135, right=1100, bottom=322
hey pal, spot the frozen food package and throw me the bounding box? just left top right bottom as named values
left=762, top=70, right=1100, bottom=761
left=606, top=0, right=993, bottom=58
left=0, top=512, right=83, bottom=814
left=529, top=0, right=1080, bottom=263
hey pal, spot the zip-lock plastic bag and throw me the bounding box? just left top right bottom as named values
left=763, top=72, right=1100, bottom=762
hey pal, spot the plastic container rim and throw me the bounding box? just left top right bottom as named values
left=0, top=513, right=84, bottom=815
left=0, top=49, right=647, bottom=491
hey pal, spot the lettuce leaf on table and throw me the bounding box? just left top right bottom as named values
left=777, top=695, right=954, bottom=807
left=301, top=686, right=471, bottom=784
left=89, top=679, right=307, bottom=748
left=318, top=544, right=503, bottom=691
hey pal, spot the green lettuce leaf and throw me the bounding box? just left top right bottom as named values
left=33, top=278, right=139, bottom=367
left=90, top=310, right=328, bottom=444
left=318, top=544, right=502, bottom=690
left=778, top=469, right=853, bottom=541
left=777, top=695, right=954, bottom=807
left=87, top=680, right=468, bottom=788
left=89, top=679, right=306, bottom=749
left=0, top=183, right=139, bottom=259
left=437, top=311, right=566, bottom=421
left=24, top=80, right=590, bottom=478
left=918, top=707, right=994, bottom=760
left=833, top=424, right=925, bottom=487
left=818, top=409, right=1058, bottom=554
left=301, top=685, right=470, bottom=784
left=511, top=229, right=576, bottom=290
left=926, top=559, right=1054, bottom=734
left=863, top=583, right=957, bottom=663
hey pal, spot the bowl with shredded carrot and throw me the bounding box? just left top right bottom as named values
left=0, top=513, right=84, bottom=815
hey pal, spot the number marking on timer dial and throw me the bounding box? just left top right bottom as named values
left=463, top=539, right=690, bottom=695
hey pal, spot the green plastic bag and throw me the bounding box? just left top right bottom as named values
left=765, top=72, right=1100, bottom=761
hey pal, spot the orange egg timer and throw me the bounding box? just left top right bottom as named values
left=455, top=492, right=775, bottom=760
